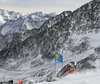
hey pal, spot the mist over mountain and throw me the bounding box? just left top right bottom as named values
left=0, top=0, right=100, bottom=82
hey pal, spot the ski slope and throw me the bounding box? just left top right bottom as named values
left=35, top=69, right=100, bottom=84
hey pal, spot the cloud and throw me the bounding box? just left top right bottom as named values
left=0, top=0, right=7, bottom=2
left=0, top=0, right=92, bottom=14
left=0, top=5, right=75, bottom=15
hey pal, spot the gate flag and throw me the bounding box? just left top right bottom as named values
left=55, top=54, right=63, bottom=62
left=54, top=52, right=63, bottom=78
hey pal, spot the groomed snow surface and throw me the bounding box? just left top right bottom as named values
left=35, top=69, right=100, bottom=84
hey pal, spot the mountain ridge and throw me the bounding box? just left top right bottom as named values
left=0, top=9, right=56, bottom=37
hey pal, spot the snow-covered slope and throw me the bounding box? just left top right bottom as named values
left=35, top=70, right=100, bottom=84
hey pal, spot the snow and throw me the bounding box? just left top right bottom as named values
left=31, top=15, right=36, bottom=19
left=35, top=69, right=100, bottom=84
left=1, top=26, right=14, bottom=35
left=0, top=11, right=56, bottom=36
left=0, top=29, right=100, bottom=83
left=0, top=15, right=6, bottom=24
left=1, top=57, right=99, bottom=84
left=65, top=13, right=68, bottom=16
left=69, top=30, right=100, bottom=50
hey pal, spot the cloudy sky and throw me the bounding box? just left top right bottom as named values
left=0, top=0, right=92, bottom=14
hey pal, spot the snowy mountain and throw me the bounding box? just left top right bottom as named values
left=0, top=9, right=22, bottom=26
left=0, top=10, right=56, bottom=36
left=0, top=0, right=100, bottom=83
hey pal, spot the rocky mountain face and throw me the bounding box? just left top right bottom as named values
left=0, top=28, right=38, bottom=51
left=0, top=10, right=56, bottom=37
left=0, top=0, right=100, bottom=82
left=0, top=10, right=72, bottom=62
